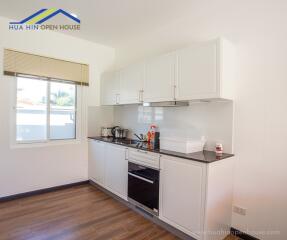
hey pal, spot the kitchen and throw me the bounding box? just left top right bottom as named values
left=88, top=38, right=235, bottom=240
left=0, top=1, right=286, bottom=240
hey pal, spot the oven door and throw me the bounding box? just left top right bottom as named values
left=128, top=162, right=159, bottom=215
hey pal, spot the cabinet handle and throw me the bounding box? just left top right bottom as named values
left=116, top=94, right=120, bottom=104
left=174, top=56, right=178, bottom=100
left=137, top=149, right=148, bottom=154
left=128, top=172, right=154, bottom=184
left=173, top=85, right=176, bottom=100
left=138, top=90, right=144, bottom=103
left=125, top=148, right=129, bottom=160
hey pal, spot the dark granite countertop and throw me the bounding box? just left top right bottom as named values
left=88, top=136, right=234, bottom=164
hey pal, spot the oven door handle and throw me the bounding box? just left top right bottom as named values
left=128, top=172, right=154, bottom=184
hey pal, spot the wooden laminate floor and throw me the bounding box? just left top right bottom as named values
left=0, top=184, right=239, bottom=240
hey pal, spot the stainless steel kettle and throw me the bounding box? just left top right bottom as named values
left=111, top=126, right=129, bottom=139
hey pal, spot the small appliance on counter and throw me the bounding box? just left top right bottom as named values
left=101, top=127, right=113, bottom=137
left=111, top=126, right=129, bottom=139
left=160, top=136, right=206, bottom=154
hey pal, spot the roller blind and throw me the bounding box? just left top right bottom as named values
left=3, top=49, right=89, bottom=86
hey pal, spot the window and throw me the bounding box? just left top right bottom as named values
left=16, top=76, right=77, bottom=143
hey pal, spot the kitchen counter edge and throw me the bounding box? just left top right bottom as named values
left=88, top=137, right=234, bottom=164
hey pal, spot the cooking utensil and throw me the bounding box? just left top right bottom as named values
left=101, top=127, right=113, bottom=137
left=112, top=126, right=129, bottom=139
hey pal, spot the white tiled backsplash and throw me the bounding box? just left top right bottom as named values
left=88, top=106, right=114, bottom=137
left=113, top=101, right=234, bottom=153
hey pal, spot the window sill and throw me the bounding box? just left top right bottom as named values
left=10, top=139, right=85, bottom=149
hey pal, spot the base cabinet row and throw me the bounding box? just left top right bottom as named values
left=88, top=140, right=234, bottom=240
left=88, top=140, right=128, bottom=200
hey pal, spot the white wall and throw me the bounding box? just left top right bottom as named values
left=114, top=1, right=287, bottom=239
left=0, top=16, right=115, bottom=198
left=88, top=106, right=114, bottom=137
left=113, top=102, right=234, bottom=153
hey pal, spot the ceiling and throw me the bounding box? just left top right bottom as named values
left=0, top=0, right=195, bottom=47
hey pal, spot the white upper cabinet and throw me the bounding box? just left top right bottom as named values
left=100, top=38, right=235, bottom=106
left=104, top=144, right=128, bottom=200
left=101, top=71, right=120, bottom=105
left=119, top=62, right=145, bottom=104
left=175, top=39, right=235, bottom=101
left=176, top=41, right=218, bottom=100
left=88, top=140, right=106, bottom=186
left=144, top=53, right=176, bottom=102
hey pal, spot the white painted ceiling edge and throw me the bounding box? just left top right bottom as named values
left=0, top=0, right=197, bottom=48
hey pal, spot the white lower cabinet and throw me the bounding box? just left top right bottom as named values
left=89, top=141, right=234, bottom=240
left=104, top=144, right=128, bottom=200
left=88, top=140, right=106, bottom=187
left=159, top=155, right=206, bottom=240
left=89, top=140, right=128, bottom=200
left=159, top=155, right=234, bottom=240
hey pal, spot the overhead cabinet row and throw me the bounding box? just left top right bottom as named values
left=101, top=38, right=235, bottom=105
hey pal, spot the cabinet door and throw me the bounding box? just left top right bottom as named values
left=101, top=72, right=120, bottom=105
left=120, top=63, right=144, bottom=104
left=176, top=41, right=219, bottom=100
left=159, top=155, right=206, bottom=239
left=88, top=140, right=105, bottom=186
left=105, top=144, right=128, bottom=200
left=144, top=53, right=176, bottom=102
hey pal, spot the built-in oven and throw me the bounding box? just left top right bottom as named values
left=128, top=161, right=159, bottom=215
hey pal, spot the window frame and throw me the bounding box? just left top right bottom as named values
left=11, top=75, right=82, bottom=147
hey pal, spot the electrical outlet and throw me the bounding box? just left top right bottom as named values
left=233, top=205, right=247, bottom=216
